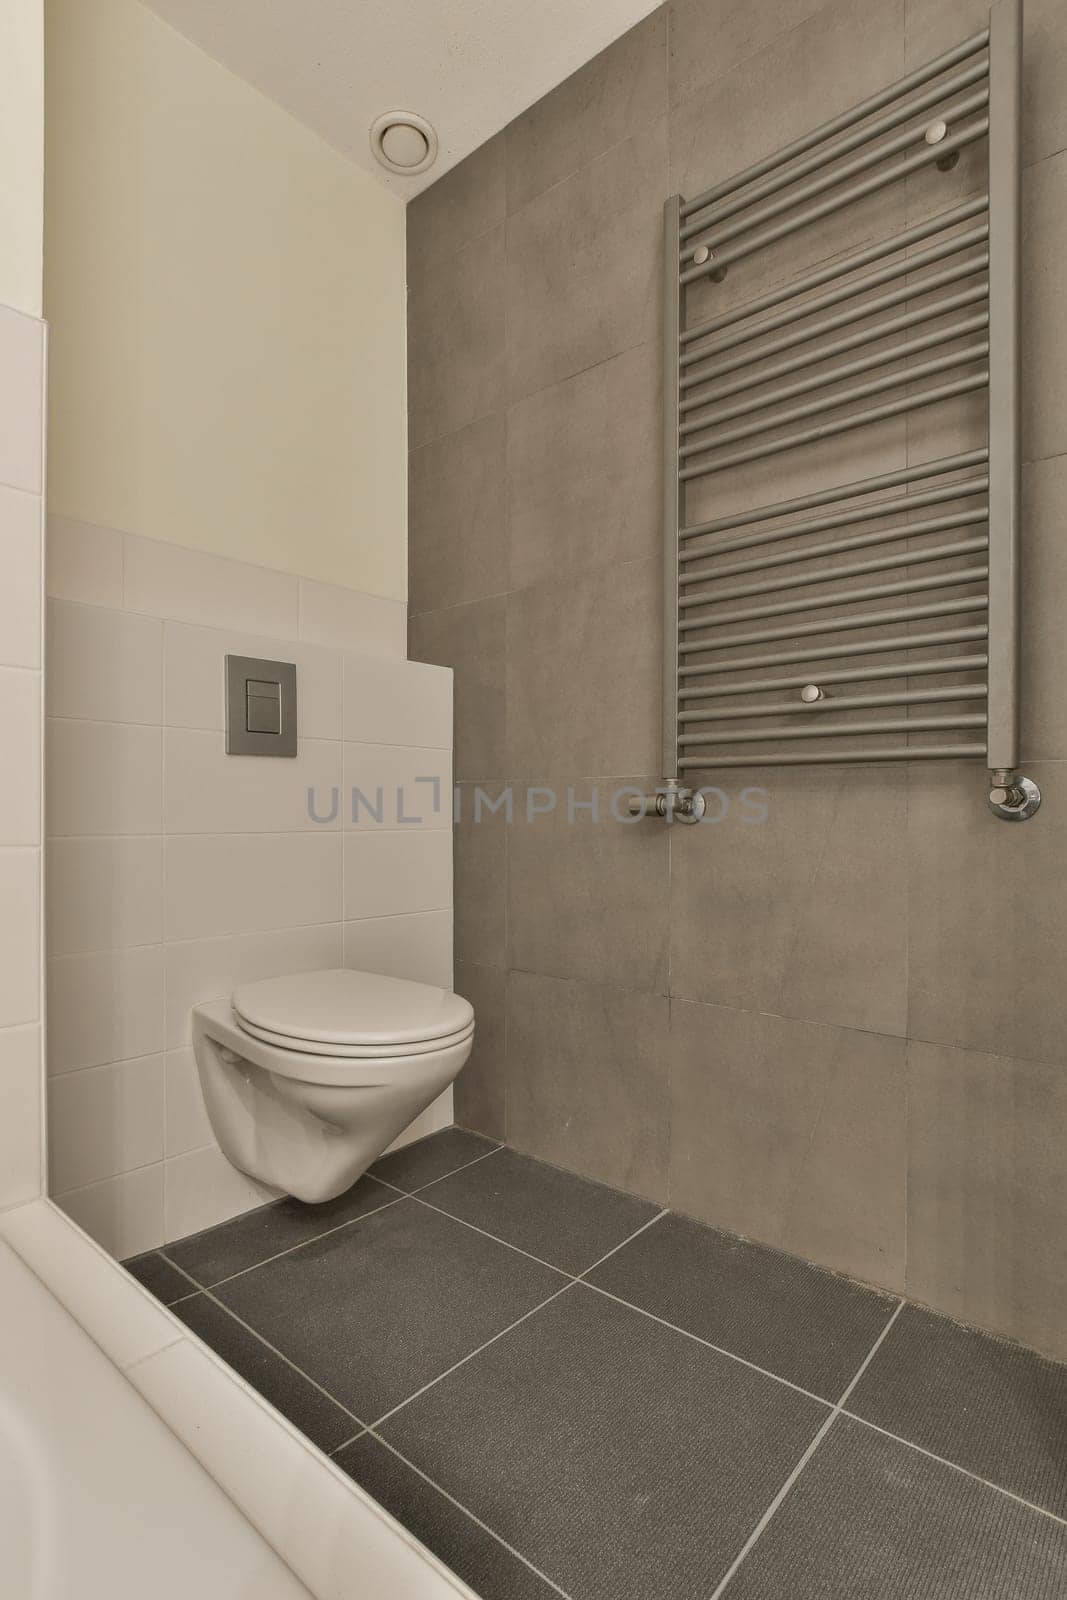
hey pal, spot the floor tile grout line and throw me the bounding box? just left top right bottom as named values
left=159, top=1251, right=371, bottom=1433
left=402, top=1189, right=579, bottom=1277
left=364, top=1430, right=576, bottom=1600
left=328, top=1428, right=369, bottom=1457
left=162, top=1136, right=504, bottom=1296
left=407, top=1142, right=506, bottom=1194
left=705, top=1300, right=906, bottom=1600
left=838, top=1409, right=1067, bottom=1531
left=367, top=1209, right=703, bottom=1432
left=579, top=1279, right=835, bottom=1410
left=171, top=1188, right=408, bottom=1295
left=574, top=1207, right=668, bottom=1277
left=367, top=1281, right=578, bottom=1432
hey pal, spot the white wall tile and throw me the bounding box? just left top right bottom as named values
left=164, top=922, right=342, bottom=1049
left=45, top=515, right=124, bottom=608
left=48, top=944, right=164, bottom=1074
left=55, top=1164, right=165, bottom=1259
left=0, top=667, right=41, bottom=844
left=343, top=830, right=452, bottom=920
left=47, top=600, right=162, bottom=723
left=0, top=485, right=43, bottom=668
left=342, top=743, right=452, bottom=830
left=298, top=577, right=406, bottom=658
left=46, top=836, right=163, bottom=957
left=0, top=848, right=40, bottom=1027
left=46, top=716, right=163, bottom=838
left=0, top=304, right=44, bottom=495
left=164, top=1146, right=277, bottom=1241
left=0, top=1025, right=43, bottom=1206
left=46, top=719, right=162, bottom=837
left=343, top=911, right=453, bottom=987
left=164, top=1048, right=214, bottom=1157
left=164, top=621, right=342, bottom=741
left=164, top=728, right=341, bottom=834
left=164, top=833, right=342, bottom=942
left=0, top=1200, right=182, bottom=1368
left=125, top=533, right=300, bottom=638
left=49, top=1055, right=164, bottom=1191
left=343, top=652, right=452, bottom=747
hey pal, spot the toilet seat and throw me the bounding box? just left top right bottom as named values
left=231, top=968, right=474, bottom=1057
left=233, top=1014, right=475, bottom=1059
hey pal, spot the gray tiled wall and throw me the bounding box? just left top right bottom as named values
left=408, top=0, right=1067, bottom=1358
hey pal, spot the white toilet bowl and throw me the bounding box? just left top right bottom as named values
left=192, top=968, right=474, bottom=1203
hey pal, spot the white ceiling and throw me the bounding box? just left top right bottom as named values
left=143, top=0, right=661, bottom=199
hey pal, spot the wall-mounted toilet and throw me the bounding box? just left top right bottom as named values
left=192, top=969, right=474, bottom=1203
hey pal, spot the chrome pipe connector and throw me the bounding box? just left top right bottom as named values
left=987, top=770, right=1041, bottom=820
left=626, top=782, right=708, bottom=824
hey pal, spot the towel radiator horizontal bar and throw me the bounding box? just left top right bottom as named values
left=677, top=744, right=989, bottom=769
left=682, top=91, right=990, bottom=265
left=682, top=450, right=989, bottom=539
left=680, top=685, right=987, bottom=722
left=680, top=28, right=990, bottom=223
left=680, top=59, right=990, bottom=245
left=656, top=0, right=1037, bottom=821
left=679, top=656, right=989, bottom=699
left=681, top=202, right=989, bottom=351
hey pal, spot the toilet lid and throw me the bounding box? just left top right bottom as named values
left=231, top=968, right=474, bottom=1050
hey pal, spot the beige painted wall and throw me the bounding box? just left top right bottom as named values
left=44, top=0, right=408, bottom=600
left=0, top=0, right=44, bottom=315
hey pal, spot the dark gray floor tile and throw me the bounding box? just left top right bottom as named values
left=336, top=1436, right=558, bottom=1600
left=215, top=1198, right=564, bottom=1422
left=123, top=1249, right=195, bottom=1305
left=587, top=1212, right=897, bottom=1399
left=421, top=1146, right=660, bottom=1273
left=164, top=1174, right=396, bottom=1287
left=728, top=1416, right=1067, bottom=1599
left=370, top=1127, right=499, bottom=1192
left=172, top=1293, right=359, bottom=1453
left=848, top=1303, right=1067, bottom=1519
left=380, top=1283, right=829, bottom=1600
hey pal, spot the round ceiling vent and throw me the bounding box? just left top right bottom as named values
left=370, top=111, right=438, bottom=176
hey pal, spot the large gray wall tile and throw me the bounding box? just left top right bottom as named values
left=506, top=342, right=660, bottom=591
left=408, top=225, right=505, bottom=448
left=407, top=135, right=506, bottom=272
left=454, top=781, right=507, bottom=969
left=907, top=760, right=1067, bottom=1063
left=906, top=1039, right=1067, bottom=1360
left=404, top=0, right=1067, bottom=1353
left=505, top=121, right=666, bottom=403
left=667, top=0, right=825, bottom=107
left=409, top=412, right=507, bottom=615
left=409, top=598, right=506, bottom=782
left=507, top=971, right=669, bottom=1202
left=506, top=12, right=666, bottom=215
left=454, top=962, right=507, bottom=1142
left=506, top=558, right=660, bottom=780
left=1021, top=454, right=1067, bottom=761
left=670, top=1001, right=907, bottom=1290
left=507, top=779, right=669, bottom=993
left=670, top=767, right=908, bottom=1038
left=671, top=0, right=902, bottom=196
left=1022, top=152, right=1067, bottom=465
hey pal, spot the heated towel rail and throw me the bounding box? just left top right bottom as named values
left=645, top=0, right=1039, bottom=823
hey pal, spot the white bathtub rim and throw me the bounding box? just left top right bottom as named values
left=0, top=1197, right=477, bottom=1600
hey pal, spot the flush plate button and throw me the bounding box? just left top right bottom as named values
left=226, top=655, right=297, bottom=756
